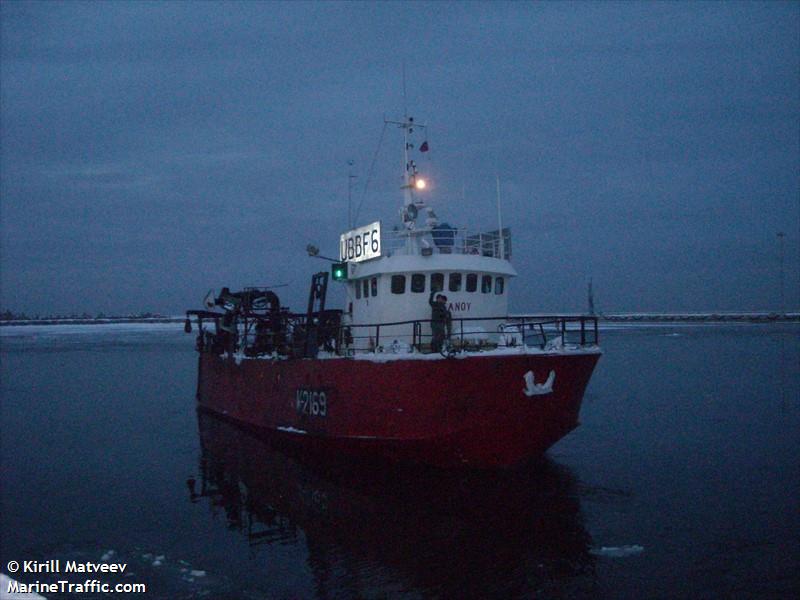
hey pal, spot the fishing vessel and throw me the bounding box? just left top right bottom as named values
left=185, top=115, right=601, bottom=468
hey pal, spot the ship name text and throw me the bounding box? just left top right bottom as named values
left=448, top=301, right=471, bottom=312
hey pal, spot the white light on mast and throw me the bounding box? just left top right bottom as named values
left=415, top=178, right=427, bottom=190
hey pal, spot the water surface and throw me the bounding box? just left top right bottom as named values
left=1, top=323, right=798, bottom=598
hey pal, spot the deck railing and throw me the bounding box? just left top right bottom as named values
left=381, top=227, right=512, bottom=259
left=343, top=315, right=598, bottom=354
left=187, top=310, right=598, bottom=358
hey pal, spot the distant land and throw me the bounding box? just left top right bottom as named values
left=600, top=312, right=799, bottom=323
left=0, top=310, right=175, bottom=326
left=1, top=310, right=798, bottom=326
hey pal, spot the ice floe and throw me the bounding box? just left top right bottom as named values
left=277, top=426, right=307, bottom=435
left=590, top=545, right=644, bottom=557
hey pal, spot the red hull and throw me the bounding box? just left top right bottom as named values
left=196, top=351, right=600, bottom=468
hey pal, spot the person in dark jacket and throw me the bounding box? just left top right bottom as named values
left=429, top=291, right=452, bottom=353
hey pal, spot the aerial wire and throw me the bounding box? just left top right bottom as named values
left=353, top=121, right=388, bottom=225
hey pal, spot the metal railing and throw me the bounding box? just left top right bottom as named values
left=343, top=315, right=599, bottom=355
left=187, top=310, right=598, bottom=359
left=381, top=227, right=512, bottom=259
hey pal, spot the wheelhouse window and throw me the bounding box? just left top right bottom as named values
left=448, top=272, right=462, bottom=292
left=355, top=281, right=362, bottom=299
left=431, top=273, right=444, bottom=292
left=363, top=279, right=369, bottom=299
left=391, top=275, right=406, bottom=294
left=466, top=273, right=478, bottom=292
left=411, top=273, right=426, bottom=293
left=495, top=277, right=504, bottom=295
left=481, top=274, right=492, bottom=293
left=371, top=277, right=378, bottom=297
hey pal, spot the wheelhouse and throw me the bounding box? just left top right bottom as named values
left=339, top=225, right=516, bottom=351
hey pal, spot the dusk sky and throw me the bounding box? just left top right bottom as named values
left=1, top=1, right=798, bottom=316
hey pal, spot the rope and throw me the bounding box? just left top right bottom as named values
left=353, top=121, right=388, bottom=225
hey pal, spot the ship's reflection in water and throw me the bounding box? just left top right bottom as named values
left=193, top=412, right=597, bottom=598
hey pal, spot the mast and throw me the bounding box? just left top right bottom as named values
left=384, top=115, right=428, bottom=213
left=401, top=63, right=411, bottom=207
left=403, top=117, right=412, bottom=208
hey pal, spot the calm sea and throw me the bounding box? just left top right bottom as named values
left=1, top=323, right=798, bottom=599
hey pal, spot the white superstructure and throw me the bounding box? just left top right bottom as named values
left=337, top=116, right=517, bottom=351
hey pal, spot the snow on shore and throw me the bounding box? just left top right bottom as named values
left=0, top=321, right=184, bottom=337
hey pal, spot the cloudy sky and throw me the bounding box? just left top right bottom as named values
left=2, top=1, right=798, bottom=316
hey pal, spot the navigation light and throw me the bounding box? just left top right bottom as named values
left=331, top=262, right=348, bottom=281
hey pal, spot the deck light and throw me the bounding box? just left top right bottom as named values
left=415, top=178, right=427, bottom=190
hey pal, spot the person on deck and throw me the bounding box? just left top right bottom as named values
left=429, top=291, right=452, bottom=353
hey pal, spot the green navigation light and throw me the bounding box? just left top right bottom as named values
left=331, top=262, right=348, bottom=281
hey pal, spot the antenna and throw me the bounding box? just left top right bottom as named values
left=347, top=160, right=356, bottom=229
left=496, top=175, right=505, bottom=259
left=777, top=231, right=785, bottom=314
left=402, top=61, right=408, bottom=118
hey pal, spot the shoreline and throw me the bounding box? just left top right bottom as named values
left=1, top=312, right=798, bottom=327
